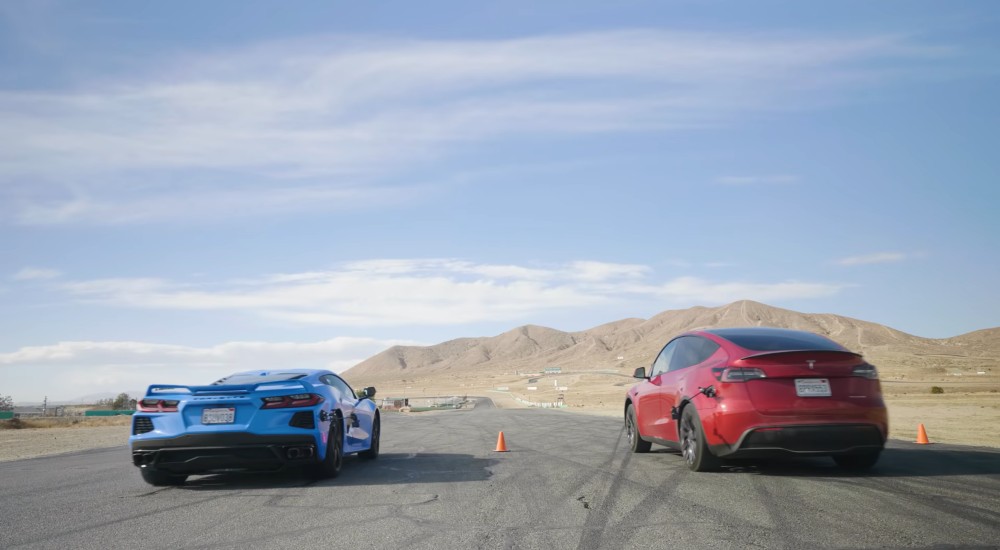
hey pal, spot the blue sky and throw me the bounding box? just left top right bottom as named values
left=2, top=1, right=998, bottom=402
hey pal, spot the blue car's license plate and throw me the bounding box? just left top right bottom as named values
left=202, top=407, right=235, bottom=424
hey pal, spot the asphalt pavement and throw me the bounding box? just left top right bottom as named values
left=2, top=399, right=999, bottom=549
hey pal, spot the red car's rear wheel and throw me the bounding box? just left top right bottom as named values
left=680, top=406, right=721, bottom=472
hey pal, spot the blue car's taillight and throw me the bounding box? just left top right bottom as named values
left=137, top=399, right=179, bottom=412
left=261, top=393, right=324, bottom=409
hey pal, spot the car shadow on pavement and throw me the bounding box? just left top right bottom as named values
left=642, top=444, right=1000, bottom=478
left=178, top=452, right=496, bottom=490
left=724, top=446, right=1000, bottom=478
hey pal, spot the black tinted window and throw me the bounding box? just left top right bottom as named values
left=712, top=329, right=845, bottom=352
left=212, top=372, right=306, bottom=385
left=668, top=336, right=720, bottom=372
left=322, top=374, right=354, bottom=399
left=650, top=340, right=677, bottom=377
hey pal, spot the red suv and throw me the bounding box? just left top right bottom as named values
left=625, top=327, right=887, bottom=471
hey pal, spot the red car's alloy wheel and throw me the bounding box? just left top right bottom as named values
left=679, top=407, right=720, bottom=472
left=626, top=405, right=651, bottom=453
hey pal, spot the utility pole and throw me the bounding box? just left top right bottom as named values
left=43, top=396, right=48, bottom=415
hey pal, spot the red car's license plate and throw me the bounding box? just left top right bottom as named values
left=202, top=407, right=235, bottom=424
left=795, top=378, right=831, bottom=397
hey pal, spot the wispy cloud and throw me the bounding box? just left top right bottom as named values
left=0, top=30, right=949, bottom=224
left=836, top=252, right=909, bottom=266
left=716, top=175, right=799, bottom=186
left=0, top=336, right=420, bottom=400
left=645, top=276, right=843, bottom=303
left=0, top=336, right=418, bottom=369
left=51, top=259, right=843, bottom=326
left=12, top=267, right=62, bottom=280
left=13, top=184, right=426, bottom=225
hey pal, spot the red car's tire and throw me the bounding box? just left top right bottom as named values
left=626, top=404, right=652, bottom=453
left=679, top=406, right=721, bottom=472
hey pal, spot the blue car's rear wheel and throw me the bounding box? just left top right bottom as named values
left=360, top=415, right=380, bottom=460
left=139, top=467, right=187, bottom=486
left=311, top=417, right=343, bottom=479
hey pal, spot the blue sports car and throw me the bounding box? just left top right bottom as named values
left=129, top=369, right=379, bottom=486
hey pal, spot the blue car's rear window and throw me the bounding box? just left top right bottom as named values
left=212, top=373, right=307, bottom=385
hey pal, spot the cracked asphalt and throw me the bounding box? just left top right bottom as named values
left=2, top=399, right=999, bottom=549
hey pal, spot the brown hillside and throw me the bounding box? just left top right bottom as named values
left=345, top=300, right=998, bottom=381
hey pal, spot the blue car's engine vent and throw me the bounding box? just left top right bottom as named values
left=133, top=416, right=155, bottom=435
left=289, top=411, right=315, bottom=429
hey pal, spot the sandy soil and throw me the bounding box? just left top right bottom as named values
left=0, top=425, right=130, bottom=462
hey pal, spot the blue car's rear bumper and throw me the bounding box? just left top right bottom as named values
left=131, top=433, right=320, bottom=474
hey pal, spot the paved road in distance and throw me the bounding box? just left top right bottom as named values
left=2, top=400, right=999, bottom=549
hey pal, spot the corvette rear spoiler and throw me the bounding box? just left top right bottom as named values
left=740, top=349, right=863, bottom=361
left=145, top=380, right=312, bottom=396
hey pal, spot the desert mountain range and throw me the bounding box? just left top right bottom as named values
left=345, top=300, right=999, bottom=380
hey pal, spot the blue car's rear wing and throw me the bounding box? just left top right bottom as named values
left=145, top=380, right=313, bottom=397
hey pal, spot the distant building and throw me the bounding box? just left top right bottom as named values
left=544, top=367, right=562, bottom=374
left=12, top=406, right=44, bottom=418
left=379, top=397, right=409, bottom=410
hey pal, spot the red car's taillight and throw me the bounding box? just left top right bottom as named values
left=720, top=367, right=767, bottom=382
left=260, top=393, right=324, bottom=409
left=137, top=399, right=179, bottom=412
left=852, top=364, right=879, bottom=379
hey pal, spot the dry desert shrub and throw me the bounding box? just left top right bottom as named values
left=0, top=418, right=27, bottom=429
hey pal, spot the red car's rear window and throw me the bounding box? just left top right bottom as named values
left=711, top=329, right=846, bottom=352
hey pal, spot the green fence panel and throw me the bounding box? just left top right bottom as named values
left=84, top=410, right=136, bottom=416
left=0, top=411, right=13, bottom=420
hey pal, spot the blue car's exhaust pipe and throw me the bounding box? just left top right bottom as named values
left=285, top=446, right=314, bottom=460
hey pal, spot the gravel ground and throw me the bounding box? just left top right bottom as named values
left=0, top=425, right=130, bottom=462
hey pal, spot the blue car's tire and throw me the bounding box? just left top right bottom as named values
left=311, top=417, right=343, bottom=479
left=359, top=415, right=380, bottom=460
left=140, top=467, right=187, bottom=486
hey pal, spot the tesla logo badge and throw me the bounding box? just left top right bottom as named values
left=806, top=360, right=816, bottom=370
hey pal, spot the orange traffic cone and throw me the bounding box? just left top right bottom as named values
left=494, top=431, right=509, bottom=452
left=916, top=423, right=930, bottom=444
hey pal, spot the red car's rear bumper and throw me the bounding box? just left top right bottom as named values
left=703, top=398, right=888, bottom=457
left=709, top=423, right=885, bottom=458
